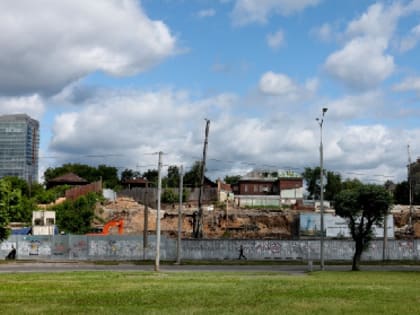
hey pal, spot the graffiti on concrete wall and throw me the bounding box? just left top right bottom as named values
left=69, top=238, right=88, bottom=259
left=2, top=236, right=420, bottom=262
left=88, top=239, right=142, bottom=258
left=18, top=237, right=51, bottom=256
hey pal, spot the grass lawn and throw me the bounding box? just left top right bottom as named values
left=0, top=271, right=419, bottom=314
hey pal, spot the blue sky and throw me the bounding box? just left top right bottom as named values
left=0, top=0, right=419, bottom=184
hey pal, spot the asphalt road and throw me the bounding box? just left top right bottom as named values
left=1, top=261, right=420, bottom=273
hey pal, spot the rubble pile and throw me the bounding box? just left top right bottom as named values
left=95, top=197, right=295, bottom=238
left=96, top=197, right=420, bottom=239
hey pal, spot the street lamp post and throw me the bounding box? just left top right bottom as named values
left=316, top=107, right=328, bottom=271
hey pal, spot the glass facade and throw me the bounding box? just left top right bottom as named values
left=0, top=114, right=39, bottom=182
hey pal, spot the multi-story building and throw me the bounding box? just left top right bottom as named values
left=0, top=114, right=39, bottom=182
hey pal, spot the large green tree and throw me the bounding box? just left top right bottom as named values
left=53, top=193, right=97, bottom=234
left=0, top=180, right=11, bottom=241
left=302, top=167, right=342, bottom=201
left=0, top=178, right=33, bottom=223
left=334, top=184, right=392, bottom=271
left=166, top=165, right=180, bottom=188
left=184, top=161, right=203, bottom=188
left=142, top=169, right=159, bottom=187
left=120, top=169, right=141, bottom=182
left=44, top=163, right=119, bottom=189
left=224, top=175, right=241, bottom=185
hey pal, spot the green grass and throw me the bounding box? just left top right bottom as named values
left=0, top=271, right=419, bottom=314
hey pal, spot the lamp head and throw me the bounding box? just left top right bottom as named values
left=322, top=107, right=328, bottom=114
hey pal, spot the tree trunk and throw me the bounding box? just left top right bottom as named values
left=352, top=241, right=363, bottom=271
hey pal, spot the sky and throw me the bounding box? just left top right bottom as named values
left=0, top=0, right=419, bottom=184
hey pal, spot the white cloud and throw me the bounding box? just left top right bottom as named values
left=0, top=94, right=45, bottom=120
left=267, top=29, right=285, bottom=49
left=259, top=72, right=318, bottom=102
left=325, top=37, right=394, bottom=90
left=399, top=24, right=420, bottom=52
left=345, top=3, right=403, bottom=39
left=259, top=72, right=297, bottom=95
left=48, top=89, right=232, bottom=166
left=0, top=0, right=177, bottom=95
left=232, top=0, right=321, bottom=26
left=324, top=91, right=383, bottom=121
left=197, top=8, right=216, bottom=18
left=43, top=85, right=420, bottom=184
left=323, top=2, right=411, bottom=90
left=393, top=76, right=420, bottom=93
left=311, top=23, right=333, bottom=42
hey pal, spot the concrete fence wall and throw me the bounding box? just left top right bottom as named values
left=1, top=235, right=419, bottom=262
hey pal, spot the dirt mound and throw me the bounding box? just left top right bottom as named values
left=95, top=197, right=296, bottom=239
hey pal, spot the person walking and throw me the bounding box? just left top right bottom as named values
left=238, top=244, right=247, bottom=260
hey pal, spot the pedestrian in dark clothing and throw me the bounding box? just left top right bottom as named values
left=238, top=245, right=247, bottom=260
left=6, top=246, right=16, bottom=260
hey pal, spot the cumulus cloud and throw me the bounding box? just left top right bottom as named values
left=231, top=0, right=321, bottom=26
left=393, top=76, right=420, bottom=94
left=43, top=84, right=419, bottom=183
left=258, top=71, right=318, bottom=102
left=197, top=8, right=216, bottom=18
left=311, top=23, right=333, bottom=42
left=323, top=91, right=383, bottom=121
left=345, top=2, right=403, bottom=39
left=0, top=0, right=177, bottom=96
left=267, top=29, right=285, bottom=49
left=48, top=89, right=236, bottom=171
left=0, top=94, right=45, bottom=120
left=399, top=24, right=420, bottom=52
left=325, top=37, right=394, bottom=90
left=322, top=2, right=413, bottom=90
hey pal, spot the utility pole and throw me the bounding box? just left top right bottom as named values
left=176, top=165, right=184, bottom=264
left=154, top=151, right=163, bottom=272
left=316, top=107, right=328, bottom=271
left=408, top=144, right=413, bottom=230
left=195, top=119, right=210, bottom=238
left=383, top=212, right=388, bottom=262
left=143, top=181, right=149, bottom=260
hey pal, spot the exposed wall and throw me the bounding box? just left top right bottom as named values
left=65, top=181, right=102, bottom=200
left=118, top=187, right=218, bottom=207
left=1, top=235, right=419, bottom=262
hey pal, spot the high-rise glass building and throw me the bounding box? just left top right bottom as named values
left=0, top=114, right=39, bottom=182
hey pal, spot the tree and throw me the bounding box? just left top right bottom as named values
left=0, top=178, right=32, bottom=223
left=0, top=180, right=11, bottom=241
left=334, top=184, right=392, bottom=271
left=302, top=167, right=342, bottom=200
left=120, top=169, right=141, bottom=182
left=224, top=175, right=241, bottom=185
left=325, top=171, right=342, bottom=201
left=166, top=165, right=180, bottom=188
left=184, top=161, right=202, bottom=188
left=97, top=164, right=119, bottom=189
left=44, top=163, right=120, bottom=189
left=341, top=178, right=363, bottom=191
left=53, top=193, right=97, bottom=234
left=143, top=169, right=159, bottom=187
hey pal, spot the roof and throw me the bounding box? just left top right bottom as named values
left=122, top=178, right=148, bottom=184
left=48, top=172, right=88, bottom=184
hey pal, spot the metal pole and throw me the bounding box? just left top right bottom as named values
left=143, top=181, right=149, bottom=260
left=154, top=151, right=163, bottom=272
left=196, top=119, right=210, bottom=238
left=383, top=213, right=388, bottom=262
left=408, top=145, right=413, bottom=229
left=317, top=107, right=327, bottom=271
left=176, top=165, right=184, bottom=264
